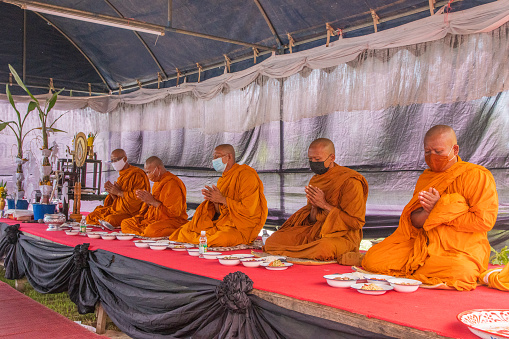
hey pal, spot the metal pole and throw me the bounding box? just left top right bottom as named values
left=23, top=9, right=26, bottom=82
left=167, top=0, right=172, bottom=28
left=253, top=0, right=282, bottom=50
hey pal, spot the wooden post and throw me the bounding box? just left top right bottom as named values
left=15, top=277, right=27, bottom=292
left=96, top=302, right=108, bottom=334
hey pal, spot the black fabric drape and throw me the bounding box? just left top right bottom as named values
left=0, top=224, right=23, bottom=279
left=0, top=223, right=393, bottom=339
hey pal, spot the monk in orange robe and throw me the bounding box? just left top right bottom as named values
left=169, top=144, right=267, bottom=247
left=264, top=138, right=369, bottom=262
left=120, top=156, right=188, bottom=237
left=86, top=149, right=150, bottom=227
left=480, top=265, right=509, bottom=291
left=362, top=125, right=499, bottom=291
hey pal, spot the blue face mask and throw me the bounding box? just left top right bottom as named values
left=212, top=156, right=227, bottom=173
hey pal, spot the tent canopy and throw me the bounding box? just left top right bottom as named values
left=0, top=0, right=494, bottom=95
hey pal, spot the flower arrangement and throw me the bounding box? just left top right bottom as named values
left=0, top=180, right=7, bottom=199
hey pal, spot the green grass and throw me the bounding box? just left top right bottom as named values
left=0, top=267, right=120, bottom=331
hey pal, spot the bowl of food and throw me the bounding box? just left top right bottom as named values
left=149, top=243, right=168, bottom=251
left=240, top=258, right=265, bottom=267
left=323, top=273, right=360, bottom=288
left=101, top=234, right=117, bottom=241
left=187, top=248, right=201, bottom=256
left=260, top=260, right=293, bottom=271
left=134, top=240, right=155, bottom=248
left=65, top=230, right=79, bottom=236
left=116, top=234, right=135, bottom=241
left=202, top=251, right=222, bottom=259
left=363, top=274, right=394, bottom=285
left=217, top=255, right=242, bottom=266
left=351, top=283, right=393, bottom=295
left=388, top=278, right=422, bottom=292
left=169, top=244, right=193, bottom=251
left=87, top=232, right=106, bottom=239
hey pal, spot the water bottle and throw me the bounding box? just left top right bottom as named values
left=199, top=230, right=207, bottom=258
left=262, top=229, right=269, bottom=245
left=79, top=216, right=87, bottom=233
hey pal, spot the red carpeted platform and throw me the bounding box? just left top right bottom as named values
left=3, top=218, right=507, bottom=339
left=0, top=280, right=99, bottom=338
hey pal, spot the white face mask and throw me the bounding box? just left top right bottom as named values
left=111, top=158, right=126, bottom=172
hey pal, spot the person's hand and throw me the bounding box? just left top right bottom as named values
left=136, top=189, right=158, bottom=206
left=305, top=185, right=332, bottom=211
left=106, top=182, right=123, bottom=197
left=418, top=187, right=440, bottom=213
left=202, top=185, right=227, bottom=205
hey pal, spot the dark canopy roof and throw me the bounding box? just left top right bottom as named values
left=0, top=0, right=494, bottom=95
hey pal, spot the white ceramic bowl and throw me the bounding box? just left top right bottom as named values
left=101, top=234, right=117, bottom=240
left=134, top=240, right=155, bottom=248
left=351, top=283, right=393, bottom=295
left=87, top=232, right=104, bottom=239
left=116, top=234, right=135, bottom=241
left=217, top=256, right=241, bottom=266
left=65, top=230, right=79, bottom=236
left=388, top=278, right=422, bottom=293
left=323, top=274, right=360, bottom=288
left=169, top=244, right=193, bottom=251
left=260, top=262, right=293, bottom=271
left=187, top=249, right=201, bottom=256
left=240, top=258, right=265, bottom=267
left=149, top=244, right=168, bottom=251
left=363, top=274, right=394, bottom=285
left=203, top=251, right=222, bottom=259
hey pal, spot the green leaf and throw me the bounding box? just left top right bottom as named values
left=490, top=246, right=509, bottom=265
left=47, top=91, right=58, bottom=113
left=34, top=127, right=66, bottom=133
left=6, top=84, right=21, bottom=118
left=8, top=64, right=39, bottom=105
left=0, top=121, right=14, bottom=132
left=27, top=101, right=37, bottom=113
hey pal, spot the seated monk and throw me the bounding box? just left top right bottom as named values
left=169, top=144, right=268, bottom=247
left=480, top=265, right=509, bottom=291
left=362, top=125, right=499, bottom=291
left=86, top=149, right=150, bottom=227
left=120, top=156, right=188, bottom=237
left=264, top=138, right=369, bottom=262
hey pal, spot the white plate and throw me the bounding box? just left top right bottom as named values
left=149, top=244, right=168, bottom=251
left=351, top=283, right=393, bottom=295
left=323, top=273, right=360, bottom=288
left=457, top=309, right=509, bottom=339
left=260, top=262, right=293, bottom=270
left=240, top=258, right=265, bottom=267
left=261, top=256, right=286, bottom=263
left=363, top=274, right=394, bottom=285
left=388, top=278, right=422, bottom=293
left=216, top=254, right=254, bottom=260
left=65, top=231, right=79, bottom=236
left=203, top=251, right=222, bottom=259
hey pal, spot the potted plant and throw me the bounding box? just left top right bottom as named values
left=0, top=180, right=7, bottom=211
left=7, top=64, right=67, bottom=205
left=0, top=83, right=38, bottom=208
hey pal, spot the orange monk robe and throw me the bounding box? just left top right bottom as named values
left=120, top=172, right=188, bottom=237
left=169, top=163, right=267, bottom=247
left=86, top=166, right=150, bottom=227
left=362, top=158, right=498, bottom=291
left=479, top=265, right=509, bottom=291
left=264, top=165, right=368, bottom=261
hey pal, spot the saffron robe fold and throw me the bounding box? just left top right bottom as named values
left=479, top=265, right=509, bottom=291
left=86, top=166, right=150, bottom=227
left=362, top=158, right=499, bottom=291
left=264, top=164, right=368, bottom=261
left=120, top=171, right=188, bottom=237
left=169, top=164, right=268, bottom=247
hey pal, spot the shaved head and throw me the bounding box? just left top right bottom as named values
left=111, top=149, right=126, bottom=160
left=214, top=144, right=235, bottom=157
left=309, top=138, right=335, bottom=155
left=424, top=125, right=457, bottom=145
left=145, top=156, right=163, bottom=167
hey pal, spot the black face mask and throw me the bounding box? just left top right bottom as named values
left=309, top=155, right=331, bottom=175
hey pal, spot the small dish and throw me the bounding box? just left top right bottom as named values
left=101, top=234, right=117, bottom=240
left=388, top=278, right=422, bottom=293
left=202, top=251, right=222, bottom=259
left=457, top=309, right=509, bottom=339
left=260, top=262, right=293, bottom=271
left=323, top=273, right=361, bottom=288
left=86, top=232, right=104, bottom=239
left=187, top=248, right=201, bottom=256
left=351, top=283, right=393, bottom=295
left=149, top=244, right=168, bottom=251
left=240, top=258, right=265, bottom=267
left=116, top=234, right=135, bottom=241
left=65, top=230, right=79, bottom=236
left=169, top=244, right=194, bottom=251
left=363, top=274, right=394, bottom=285
left=134, top=240, right=155, bottom=248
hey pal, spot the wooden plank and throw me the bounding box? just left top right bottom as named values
left=96, top=302, right=108, bottom=335
left=252, top=289, right=451, bottom=339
